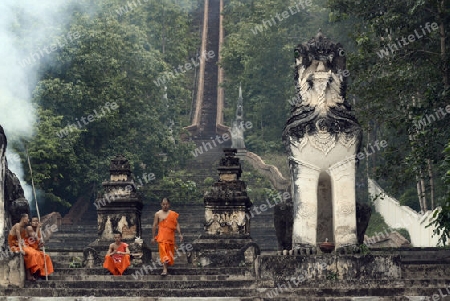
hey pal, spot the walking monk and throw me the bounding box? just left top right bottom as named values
left=26, top=216, right=54, bottom=278
left=151, top=197, right=183, bottom=276
left=103, top=232, right=130, bottom=275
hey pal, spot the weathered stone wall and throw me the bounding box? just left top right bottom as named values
left=258, top=254, right=402, bottom=282
left=0, top=253, right=24, bottom=288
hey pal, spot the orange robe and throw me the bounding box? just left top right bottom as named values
left=8, top=231, right=23, bottom=253
left=7, top=229, right=48, bottom=276
left=155, top=210, right=179, bottom=266
left=27, top=231, right=54, bottom=276
left=103, top=242, right=130, bottom=275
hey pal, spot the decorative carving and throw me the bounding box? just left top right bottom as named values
left=297, top=202, right=315, bottom=218
left=338, top=202, right=355, bottom=216
left=109, top=154, right=132, bottom=181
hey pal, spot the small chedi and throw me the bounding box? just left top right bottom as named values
left=282, top=31, right=363, bottom=252
left=191, top=148, right=258, bottom=268
left=203, top=148, right=252, bottom=235
left=95, top=154, right=143, bottom=241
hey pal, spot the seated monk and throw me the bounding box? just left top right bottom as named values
left=25, top=216, right=54, bottom=277
left=103, top=232, right=130, bottom=275
left=8, top=213, right=42, bottom=281
left=151, top=198, right=183, bottom=276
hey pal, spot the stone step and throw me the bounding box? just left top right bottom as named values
left=256, top=286, right=450, bottom=298
left=50, top=267, right=250, bottom=276
left=3, top=283, right=450, bottom=298
left=0, top=297, right=427, bottom=301
left=1, top=287, right=257, bottom=298
left=43, top=274, right=250, bottom=281
left=22, top=279, right=256, bottom=290
left=251, top=295, right=430, bottom=301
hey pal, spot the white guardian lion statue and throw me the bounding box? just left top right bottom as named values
left=282, top=31, right=362, bottom=253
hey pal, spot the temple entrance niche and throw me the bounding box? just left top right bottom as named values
left=316, top=172, right=333, bottom=244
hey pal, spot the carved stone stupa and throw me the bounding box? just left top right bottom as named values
left=95, top=154, right=143, bottom=241
left=282, top=31, right=363, bottom=252
left=191, top=148, right=259, bottom=268
left=203, top=148, right=252, bottom=235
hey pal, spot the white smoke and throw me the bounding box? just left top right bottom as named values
left=0, top=0, right=81, bottom=205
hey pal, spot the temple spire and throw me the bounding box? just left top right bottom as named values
left=231, top=85, right=245, bottom=149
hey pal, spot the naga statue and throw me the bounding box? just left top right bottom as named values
left=282, top=31, right=363, bottom=253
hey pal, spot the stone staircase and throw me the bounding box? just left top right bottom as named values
left=2, top=264, right=256, bottom=298
left=4, top=249, right=450, bottom=300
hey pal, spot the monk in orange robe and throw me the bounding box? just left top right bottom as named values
left=152, top=198, right=183, bottom=276
left=8, top=213, right=43, bottom=280
left=103, top=232, right=130, bottom=275
left=26, top=217, right=54, bottom=277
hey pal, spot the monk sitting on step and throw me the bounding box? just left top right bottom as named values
left=26, top=216, right=54, bottom=278
left=151, top=197, right=183, bottom=276
left=103, top=231, right=130, bottom=275
left=8, top=213, right=48, bottom=281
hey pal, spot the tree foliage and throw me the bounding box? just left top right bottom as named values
left=11, top=0, right=199, bottom=212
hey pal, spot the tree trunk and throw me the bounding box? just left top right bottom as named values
left=427, top=159, right=435, bottom=210
left=420, top=169, right=428, bottom=212
left=416, top=174, right=425, bottom=213
left=438, top=0, right=449, bottom=90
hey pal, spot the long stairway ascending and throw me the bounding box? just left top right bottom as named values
left=185, top=0, right=225, bottom=139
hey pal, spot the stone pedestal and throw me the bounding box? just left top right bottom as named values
left=191, top=148, right=259, bottom=269
left=190, top=236, right=259, bottom=269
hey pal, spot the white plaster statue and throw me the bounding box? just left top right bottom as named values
left=283, top=31, right=362, bottom=252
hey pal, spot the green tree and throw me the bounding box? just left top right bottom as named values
left=12, top=0, right=197, bottom=211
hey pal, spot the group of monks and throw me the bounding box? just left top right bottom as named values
left=103, top=197, right=183, bottom=276
left=8, top=197, right=182, bottom=279
left=8, top=213, right=54, bottom=281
